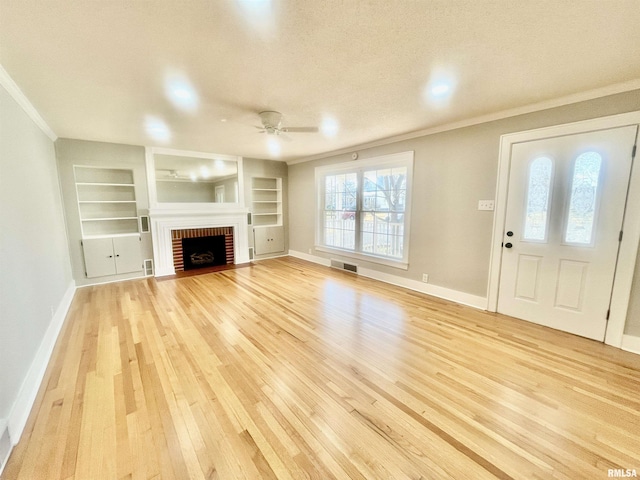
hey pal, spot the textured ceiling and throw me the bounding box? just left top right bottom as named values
left=2, top=0, right=640, bottom=162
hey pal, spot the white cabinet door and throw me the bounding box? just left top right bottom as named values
left=254, top=226, right=284, bottom=255
left=270, top=226, right=284, bottom=253
left=83, top=236, right=142, bottom=278
left=83, top=238, right=117, bottom=278
left=113, top=236, right=142, bottom=274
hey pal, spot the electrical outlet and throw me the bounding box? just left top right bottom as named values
left=308, top=248, right=313, bottom=254
left=422, top=274, right=429, bottom=283
left=478, top=200, right=495, bottom=211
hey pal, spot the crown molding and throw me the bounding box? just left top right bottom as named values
left=287, top=78, right=640, bottom=165
left=0, top=64, right=57, bottom=141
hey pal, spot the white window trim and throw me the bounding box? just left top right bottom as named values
left=315, top=151, right=414, bottom=269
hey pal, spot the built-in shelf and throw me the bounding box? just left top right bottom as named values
left=78, top=200, right=137, bottom=204
left=251, top=177, right=282, bottom=226
left=82, top=232, right=142, bottom=240
left=74, top=166, right=139, bottom=237
left=76, top=182, right=135, bottom=187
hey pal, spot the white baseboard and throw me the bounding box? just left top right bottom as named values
left=0, top=419, right=10, bottom=476
left=7, top=281, right=76, bottom=446
left=621, top=334, right=640, bottom=355
left=288, top=250, right=487, bottom=310
left=288, top=250, right=331, bottom=267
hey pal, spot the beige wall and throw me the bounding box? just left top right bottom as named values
left=55, top=138, right=153, bottom=286
left=0, top=85, right=73, bottom=422
left=288, top=90, right=640, bottom=331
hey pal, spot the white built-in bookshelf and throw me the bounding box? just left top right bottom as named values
left=74, top=166, right=139, bottom=238
left=251, top=177, right=282, bottom=226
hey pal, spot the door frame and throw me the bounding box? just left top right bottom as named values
left=487, top=111, right=640, bottom=348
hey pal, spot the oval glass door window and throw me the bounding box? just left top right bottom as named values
left=565, top=152, right=602, bottom=245
left=523, top=156, right=553, bottom=242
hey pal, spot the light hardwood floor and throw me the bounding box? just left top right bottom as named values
left=3, top=256, right=640, bottom=479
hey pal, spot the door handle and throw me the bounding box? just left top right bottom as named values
left=504, top=242, right=513, bottom=249
left=506, top=231, right=514, bottom=237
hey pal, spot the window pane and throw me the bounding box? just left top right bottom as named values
left=323, top=173, right=357, bottom=251
left=523, top=157, right=553, bottom=241
left=359, top=166, right=407, bottom=259
left=565, top=152, right=602, bottom=245
left=325, top=193, right=336, bottom=210
left=320, top=158, right=410, bottom=262
left=323, top=211, right=355, bottom=250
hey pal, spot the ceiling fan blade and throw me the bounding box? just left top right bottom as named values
left=281, top=127, right=319, bottom=133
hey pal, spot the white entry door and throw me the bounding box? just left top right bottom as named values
left=497, top=125, right=638, bottom=340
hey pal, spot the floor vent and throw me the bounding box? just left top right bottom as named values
left=330, top=259, right=358, bottom=274
left=143, top=259, right=154, bottom=276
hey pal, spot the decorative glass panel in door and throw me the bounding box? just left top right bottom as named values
left=564, top=152, right=602, bottom=245
left=523, top=157, right=553, bottom=242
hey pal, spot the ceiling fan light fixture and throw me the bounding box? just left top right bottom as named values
left=256, top=110, right=319, bottom=139
left=259, top=111, right=283, bottom=129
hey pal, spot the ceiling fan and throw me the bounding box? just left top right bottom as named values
left=255, top=111, right=319, bottom=138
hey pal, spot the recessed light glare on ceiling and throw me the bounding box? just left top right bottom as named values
left=424, top=71, right=457, bottom=105
left=190, top=172, right=198, bottom=182
left=144, top=116, right=171, bottom=143
left=321, top=117, right=339, bottom=138
left=430, top=83, right=451, bottom=98
left=164, top=72, right=199, bottom=113
left=267, top=137, right=281, bottom=157
left=235, top=0, right=274, bottom=37
left=200, top=166, right=210, bottom=179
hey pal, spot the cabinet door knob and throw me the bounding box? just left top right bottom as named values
left=108, top=255, right=113, bottom=258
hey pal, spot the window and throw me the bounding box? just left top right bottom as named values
left=316, top=152, right=413, bottom=268
left=523, top=156, right=553, bottom=242
left=565, top=152, right=602, bottom=245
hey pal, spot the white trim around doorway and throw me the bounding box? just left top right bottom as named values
left=487, top=111, right=640, bottom=349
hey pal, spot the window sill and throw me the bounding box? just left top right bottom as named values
left=314, top=245, right=409, bottom=270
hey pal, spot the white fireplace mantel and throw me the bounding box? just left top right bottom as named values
left=150, top=208, right=250, bottom=277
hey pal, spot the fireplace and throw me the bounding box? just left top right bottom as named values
left=171, top=227, right=234, bottom=272
left=182, top=235, right=226, bottom=270
left=149, top=210, right=250, bottom=277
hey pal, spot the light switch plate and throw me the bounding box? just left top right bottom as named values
left=478, top=200, right=495, bottom=211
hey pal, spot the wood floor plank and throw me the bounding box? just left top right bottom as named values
left=3, top=256, right=640, bottom=479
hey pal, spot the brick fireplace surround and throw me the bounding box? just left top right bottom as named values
left=171, top=227, right=234, bottom=271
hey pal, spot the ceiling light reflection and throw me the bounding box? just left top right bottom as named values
left=423, top=70, right=457, bottom=105
left=164, top=72, right=199, bottom=113
left=144, top=116, right=171, bottom=143
left=321, top=117, right=339, bottom=138
left=235, top=0, right=275, bottom=37
left=430, top=83, right=451, bottom=98
left=267, top=137, right=281, bottom=157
